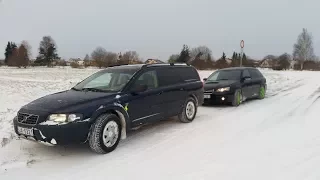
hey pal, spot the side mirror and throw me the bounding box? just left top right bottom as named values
left=203, top=78, right=207, bottom=81
left=241, top=76, right=251, bottom=82
left=131, top=84, right=148, bottom=95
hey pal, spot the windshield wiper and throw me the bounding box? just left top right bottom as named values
left=80, top=88, right=107, bottom=92
left=71, top=87, right=80, bottom=91
left=217, top=78, right=229, bottom=80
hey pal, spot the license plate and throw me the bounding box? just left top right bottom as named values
left=17, top=127, right=34, bottom=136
left=204, top=94, right=211, bottom=99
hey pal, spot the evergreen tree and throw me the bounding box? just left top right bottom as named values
left=176, top=44, right=190, bottom=63
left=221, top=52, right=226, bottom=60
left=36, top=36, right=59, bottom=67
left=168, top=54, right=179, bottom=63
left=242, top=53, right=247, bottom=65
left=232, top=52, right=236, bottom=61
left=4, top=42, right=17, bottom=64
left=231, top=52, right=239, bottom=67
left=4, top=42, right=11, bottom=64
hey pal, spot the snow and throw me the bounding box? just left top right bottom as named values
left=1, top=66, right=320, bottom=179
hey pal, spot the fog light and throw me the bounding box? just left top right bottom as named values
left=221, top=97, right=225, bottom=101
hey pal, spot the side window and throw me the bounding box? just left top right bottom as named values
left=156, top=68, right=181, bottom=86
left=132, top=70, right=159, bottom=90
left=242, top=70, right=250, bottom=78
left=248, top=69, right=261, bottom=79
left=115, top=74, right=131, bottom=86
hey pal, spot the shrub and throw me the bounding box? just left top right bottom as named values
left=70, top=62, right=80, bottom=68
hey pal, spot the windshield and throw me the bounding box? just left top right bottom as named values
left=72, top=68, right=138, bottom=92
left=207, top=70, right=241, bottom=81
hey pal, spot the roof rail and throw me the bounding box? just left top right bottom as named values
left=108, top=64, right=129, bottom=67
left=142, top=62, right=190, bottom=68
left=170, top=62, right=190, bottom=66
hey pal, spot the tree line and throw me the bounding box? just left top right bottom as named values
left=3, top=36, right=59, bottom=68
left=2, top=28, right=318, bottom=71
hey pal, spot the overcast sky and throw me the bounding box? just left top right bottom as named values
left=0, top=0, right=319, bottom=61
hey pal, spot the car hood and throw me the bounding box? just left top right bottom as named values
left=21, top=89, right=116, bottom=112
left=204, top=80, right=237, bottom=91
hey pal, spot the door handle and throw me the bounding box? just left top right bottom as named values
left=157, top=91, right=163, bottom=95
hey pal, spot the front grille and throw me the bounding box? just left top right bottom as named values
left=17, top=113, right=39, bottom=125
left=204, top=89, right=214, bottom=94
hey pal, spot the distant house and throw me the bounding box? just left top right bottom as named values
left=290, top=60, right=298, bottom=69
left=69, top=58, right=84, bottom=66
left=225, top=58, right=232, bottom=65
left=259, top=59, right=273, bottom=68
left=145, top=59, right=164, bottom=64
left=0, top=59, right=4, bottom=65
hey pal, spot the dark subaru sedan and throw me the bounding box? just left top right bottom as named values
left=202, top=67, right=267, bottom=106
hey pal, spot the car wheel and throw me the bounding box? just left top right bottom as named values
left=178, top=97, right=197, bottom=123
left=258, top=85, right=266, bottom=99
left=232, top=89, right=242, bottom=107
left=89, top=113, right=121, bottom=154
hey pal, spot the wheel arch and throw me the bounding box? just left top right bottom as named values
left=89, top=104, right=130, bottom=141
left=189, top=94, right=199, bottom=106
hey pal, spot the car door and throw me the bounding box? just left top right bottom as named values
left=155, top=67, right=187, bottom=118
left=125, top=69, right=163, bottom=126
left=241, top=69, right=254, bottom=99
left=248, top=69, right=263, bottom=97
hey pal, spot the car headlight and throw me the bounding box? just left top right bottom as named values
left=216, top=87, right=230, bottom=92
left=48, top=114, right=82, bottom=123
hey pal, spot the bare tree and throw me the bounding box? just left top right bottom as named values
left=21, top=40, right=32, bottom=59
left=121, top=51, right=140, bottom=64
left=263, top=55, right=277, bottom=60
left=190, top=46, right=213, bottom=61
left=91, top=47, right=118, bottom=68
left=83, top=54, right=90, bottom=67
left=104, top=52, right=118, bottom=67
left=276, top=53, right=291, bottom=70
left=293, top=28, right=315, bottom=70
left=91, top=47, right=107, bottom=68
left=17, top=44, right=29, bottom=68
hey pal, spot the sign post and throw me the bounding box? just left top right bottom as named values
left=240, top=40, right=244, bottom=67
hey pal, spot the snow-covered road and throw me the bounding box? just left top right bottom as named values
left=1, top=67, right=320, bottom=180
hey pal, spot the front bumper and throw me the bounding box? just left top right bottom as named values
left=13, top=116, right=90, bottom=145
left=203, top=91, right=234, bottom=104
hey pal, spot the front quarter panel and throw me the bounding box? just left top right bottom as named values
left=89, top=102, right=131, bottom=129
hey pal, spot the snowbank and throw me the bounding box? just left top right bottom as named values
left=1, top=67, right=320, bottom=180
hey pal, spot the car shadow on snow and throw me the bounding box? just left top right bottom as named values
left=3, top=117, right=185, bottom=160
left=4, top=98, right=267, bottom=164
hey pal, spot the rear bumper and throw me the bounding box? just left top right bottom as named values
left=13, top=116, right=90, bottom=145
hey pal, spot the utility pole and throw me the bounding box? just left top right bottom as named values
left=240, top=40, right=244, bottom=67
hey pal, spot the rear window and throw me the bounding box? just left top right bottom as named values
left=156, top=66, right=199, bottom=86
left=175, top=67, right=200, bottom=81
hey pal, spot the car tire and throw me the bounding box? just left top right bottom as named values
left=232, top=89, right=242, bottom=107
left=89, top=113, right=121, bottom=154
left=178, top=97, right=197, bottom=123
left=258, top=85, right=266, bottom=99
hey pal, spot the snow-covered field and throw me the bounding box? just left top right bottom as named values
left=1, top=67, right=320, bottom=180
